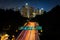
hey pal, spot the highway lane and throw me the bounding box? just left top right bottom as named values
left=16, top=30, right=39, bottom=40
left=16, top=21, right=40, bottom=40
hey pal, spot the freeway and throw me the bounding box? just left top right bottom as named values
left=16, top=21, right=41, bottom=40
left=16, top=30, right=40, bottom=40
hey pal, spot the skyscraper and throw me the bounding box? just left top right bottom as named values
left=39, top=8, right=44, bottom=15
left=20, top=3, right=34, bottom=18
left=20, top=3, right=44, bottom=18
left=35, top=8, right=39, bottom=15
left=25, top=3, right=30, bottom=18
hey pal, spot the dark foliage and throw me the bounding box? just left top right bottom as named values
left=0, top=9, right=27, bottom=36
left=35, top=5, right=60, bottom=40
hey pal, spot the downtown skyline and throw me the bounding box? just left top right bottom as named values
left=0, top=0, right=60, bottom=11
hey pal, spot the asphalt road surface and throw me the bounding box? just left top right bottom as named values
left=16, top=30, right=40, bottom=40
left=16, top=22, right=40, bottom=40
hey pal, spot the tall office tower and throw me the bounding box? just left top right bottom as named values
left=35, top=8, right=39, bottom=15
left=32, top=9, right=36, bottom=17
left=25, top=3, right=30, bottom=18
left=39, top=9, right=42, bottom=15
left=32, top=12, right=36, bottom=17
left=20, top=3, right=34, bottom=18
left=20, top=6, right=27, bottom=17
left=39, top=8, right=44, bottom=15
left=29, top=7, right=34, bottom=18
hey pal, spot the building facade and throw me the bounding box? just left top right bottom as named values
left=20, top=3, right=44, bottom=18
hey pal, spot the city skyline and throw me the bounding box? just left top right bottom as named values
left=20, top=3, right=44, bottom=18
left=0, top=0, right=60, bottom=11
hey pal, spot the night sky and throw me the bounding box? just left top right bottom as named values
left=0, top=0, right=60, bottom=11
